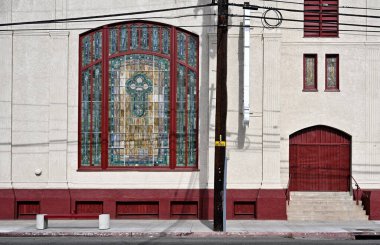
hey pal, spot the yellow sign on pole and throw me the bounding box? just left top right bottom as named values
left=215, top=135, right=226, bottom=147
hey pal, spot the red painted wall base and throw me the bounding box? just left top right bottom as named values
left=257, top=189, right=287, bottom=220
left=357, top=190, right=380, bottom=220
left=0, top=189, right=287, bottom=220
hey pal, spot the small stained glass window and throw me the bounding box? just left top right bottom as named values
left=82, top=35, right=91, bottom=66
left=303, top=54, right=317, bottom=91
left=152, top=26, right=160, bottom=52
left=162, top=28, right=170, bottom=55
left=141, top=25, right=149, bottom=50
left=177, top=32, right=187, bottom=61
left=109, top=28, right=118, bottom=55
left=326, top=54, right=339, bottom=91
left=188, top=36, right=197, bottom=67
left=120, top=26, right=128, bottom=52
left=93, top=31, right=102, bottom=61
left=131, top=25, right=138, bottom=50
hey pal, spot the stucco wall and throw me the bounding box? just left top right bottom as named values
left=0, top=0, right=379, bottom=190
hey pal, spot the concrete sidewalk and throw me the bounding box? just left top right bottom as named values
left=1, top=220, right=380, bottom=239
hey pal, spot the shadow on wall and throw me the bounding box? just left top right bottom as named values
left=195, top=0, right=217, bottom=222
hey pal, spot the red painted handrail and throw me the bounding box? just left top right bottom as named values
left=286, top=174, right=291, bottom=205
left=350, top=175, right=369, bottom=205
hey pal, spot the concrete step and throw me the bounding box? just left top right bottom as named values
left=287, top=205, right=365, bottom=212
left=287, top=191, right=368, bottom=221
left=288, top=215, right=369, bottom=221
left=290, top=197, right=354, bottom=201
left=290, top=194, right=354, bottom=201
left=288, top=200, right=362, bottom=205
left=287, top=209, right=367, bottom=215
left=290, top=199, right=356, bottom=205
left=290, top=191, right=352, bottom=197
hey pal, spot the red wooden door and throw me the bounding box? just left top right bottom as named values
left=289, top=126, right=350, bottom=191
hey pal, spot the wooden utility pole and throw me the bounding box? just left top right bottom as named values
left=214, top=0, right=228, bottom=232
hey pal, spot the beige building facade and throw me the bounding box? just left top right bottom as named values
left=0, top=0, right=379, bottom=220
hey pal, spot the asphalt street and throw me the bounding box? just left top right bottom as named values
left=1, top=237, right=380, bottom=245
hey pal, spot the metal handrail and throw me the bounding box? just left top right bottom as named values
left=350, top=175, right=369, bottom=205
left=286, top=174, right=291, bottom=205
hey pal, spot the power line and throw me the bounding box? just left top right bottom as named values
left=227, top=24, right=380, bottom=37
left=229, top=2, right=380, bottom=20
left=62, top=14, right=217, bottom=24
left=0, top=25, right=218, bottom=32
left=4, top=23, right=380, bottom=36
left=0, top=3, right=216, bottom=27
left=256, top=0, right=380, bottom=11
left=230, top=14, right=380, bottom=30
left=1, top=4, right=379, bottom=36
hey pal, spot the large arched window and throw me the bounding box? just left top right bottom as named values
left=78, top=21, right=198, bottom=170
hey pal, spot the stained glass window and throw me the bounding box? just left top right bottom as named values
left=303, top=54, right=317, bottom=91
left=131, top=25, right=138, bottom=50
left=162, top=28, right=170, bottom=54
left=188, top=36, right=197, bottom=67
left=109, top=28, right=118, bottom=55
left=141, top=25, right=149, bottom=50
left=152, top=26, right=160, bottom=52
left=79, top=22, right=198, bottom=169
left=109, top=55, right=170, bottom=166
left=176, top=65, right=186, bottom=166
left=82, top=35, right=91, bottom=66
left=80, top=65, right=102, bottom=167
left=93, top=31, right=102, bottom=61
left=177, top=32, right=187, bottom=61
left=326, top=54, right=339, bottom=91
left=120, top=26, right=128, bottom=52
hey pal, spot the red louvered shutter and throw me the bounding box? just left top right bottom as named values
left=304, top=0, right=338, bottom=37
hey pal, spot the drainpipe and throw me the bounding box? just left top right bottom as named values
left=243, top=3, right=250, bottom=127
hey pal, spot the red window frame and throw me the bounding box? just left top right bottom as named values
left=303, top=54, right=318, bottom=92
left=304, top=0, right=339, bottom=37
left=78, top=21, right=199, bottom=171
left=325, top=54, right=339, bottom=92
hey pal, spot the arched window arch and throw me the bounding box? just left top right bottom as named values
left=78, top=21, right=199, bottom=170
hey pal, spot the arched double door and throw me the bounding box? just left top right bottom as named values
left=289, top=126, right=351, bottom=192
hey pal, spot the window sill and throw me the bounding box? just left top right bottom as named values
left=302, top=89, right=318, bottom=92
left=324, top=89, right=340, bottom=92
left=77, top=167, right=199, bottom=172
left=303, top=36, right=339, bottom=38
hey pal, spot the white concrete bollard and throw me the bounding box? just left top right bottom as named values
left=36, top=214, right=47, bottom=230
left=98, top=214, right=110, bottom=230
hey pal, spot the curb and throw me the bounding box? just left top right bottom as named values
left=0, top=231, right=358, bottom=240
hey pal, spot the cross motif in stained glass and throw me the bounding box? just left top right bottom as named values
left=125, top=73, right=153, bottom=117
